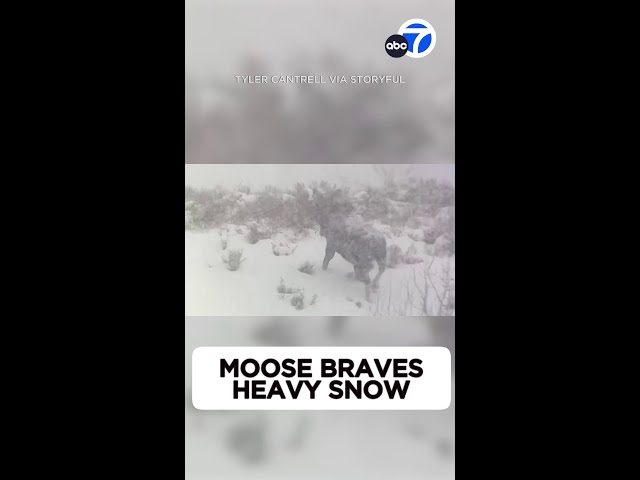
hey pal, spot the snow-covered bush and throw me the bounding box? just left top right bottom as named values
left=403, top=243, right=424, bottom=264
left=289, top=291, right=317, bottom=310
left=223, top=249, right=245, bottom=271
left=276, top=278, right=299, bottom=295
left=246, top=223, right=260, bottom=244
left=434, top=234, right=455, bottom=257
left=185, top=177, right=454, bottom=234
left=272, top=236, right=297, bottom=256
left=388, top=243, right=423, bottom=267
left=185, top=200, right=198, bottom=229
left=185, top=210, right=194, bottom=229
left=359, top=186, right=389, bottom=221
left=403, top=255, right=424, bottom=265
left=241, top=186, right=298, bottom=230
left=202, top=187, right=234, bottom=226
left=423, top=226, right=438, bottom=244
left=290, top=291, right=305, bottom=310
left=298, top=261, right=315, bottom=275
left=406, top=215, right=424, bottom=229
left=406, top=228, right=425, bottom=242
left=435, top=206, right=455, bottom=239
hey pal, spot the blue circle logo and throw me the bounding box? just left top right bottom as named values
left=397, top=19, right=436, bottom=59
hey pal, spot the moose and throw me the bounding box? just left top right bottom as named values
left=311, top=188, right=387, bottom=301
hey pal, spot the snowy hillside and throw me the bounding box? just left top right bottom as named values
left=185, top=170, right=455, bottom=316
left=185, top=226, right=454, bottom=316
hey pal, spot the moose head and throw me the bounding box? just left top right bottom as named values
left=309, top=186, right=355, bottom=235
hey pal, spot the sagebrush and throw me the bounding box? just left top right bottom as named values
left=298, top=261, right=315, bottom=275
left=224, top=249, right=245, bottom=271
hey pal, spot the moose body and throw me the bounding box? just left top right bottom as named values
left=321, top=217, right=387, bottom=300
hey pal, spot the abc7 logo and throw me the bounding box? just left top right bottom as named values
left=385, top=19, right=436, bottom=59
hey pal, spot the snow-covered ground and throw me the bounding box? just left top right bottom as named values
left=185, top=227, right=455, bottom=316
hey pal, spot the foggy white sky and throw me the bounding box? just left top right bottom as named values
left=185, top=164, right=454, bottom=190
left=185, top=0, right=454, bottom=81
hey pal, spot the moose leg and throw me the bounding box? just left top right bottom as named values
left=372, top=261, right=386, bottom=291
left=322, top=245, right=336, bottom=271
left=353, top=265, right=363, bottom=281
left=362, top=270, right=372, bottom=302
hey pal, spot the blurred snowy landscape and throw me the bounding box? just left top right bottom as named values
left=186, top=316, right=455, bottom=480
left=185, top=0, right=455, bottom=165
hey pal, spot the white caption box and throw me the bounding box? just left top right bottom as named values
left=192, top=347, right=451, bottom=410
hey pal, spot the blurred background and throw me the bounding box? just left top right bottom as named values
left=185, top=0, right=455, bottom=164
left=186, top=316, right=455, bottom=479
left=185, top=2, right=455, bottom=477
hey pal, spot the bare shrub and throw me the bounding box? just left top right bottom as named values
left=298, top=261, right=315, bottom=275
left=276, top=278, right=299, bottom=295
left=447, top=291, right=455, bottom=311
left=289, top=291, right=317, bottom=310
left=290, top=291, right=305, bottom=310
left=223, top=249, right=245, bottom=271
left=371, top=255, right=455, bottom=316
left=388, top=243, right=423, bottom=267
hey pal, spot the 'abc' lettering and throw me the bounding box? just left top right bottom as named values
left=384, top=34, right=409, bottom=58
left=386, top=41, right=407, bottom=50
